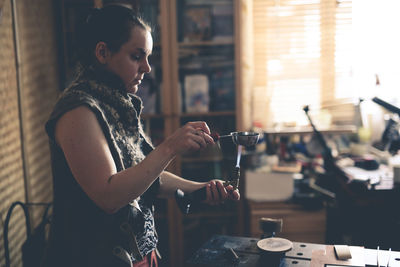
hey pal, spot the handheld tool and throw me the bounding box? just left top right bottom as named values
left=211, top=131, right=260, bottom=147
left=175, top=131, right=260, bottom=214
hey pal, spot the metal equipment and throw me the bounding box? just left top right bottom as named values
left=175, top=131, right=260, bottom=214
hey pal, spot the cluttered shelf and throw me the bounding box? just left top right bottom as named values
left=177, top=0, right=236, bottom=115
left=179, top=111, right=235, bottom=117
left=179, top=40, right=234, bottom=47
left=140, top=110, right=236, bottom=120
left=240, top=99, right=400, bottom=250
left=264, top=125, right=357, bottom=136
left=139, top=110, right=239, bottom=122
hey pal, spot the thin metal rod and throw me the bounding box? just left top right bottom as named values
left=219, top=134, right=232, bottom=139
left=11, top=0, right=30, bottom=203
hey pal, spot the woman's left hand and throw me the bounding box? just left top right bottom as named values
left=204, top=180, right=240, bottom=205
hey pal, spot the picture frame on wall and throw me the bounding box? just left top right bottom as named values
left=184, top=74, right=210, bottom=113
left=212, top=4, right=233, bottom=42
left=182, top=5, right=212, bottom=42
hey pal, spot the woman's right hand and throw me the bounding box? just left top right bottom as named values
left=162, top=121, right=215, bottom=156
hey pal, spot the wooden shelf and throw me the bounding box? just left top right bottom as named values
left=171, top=0, right=240, bottom=264
left=179, top=40, right=234, bottom=47
left=140, top=0, right=240, bottom=265
left=264, top=125, right=357, bottom=136
left=179, top=111, right=235, bottom=117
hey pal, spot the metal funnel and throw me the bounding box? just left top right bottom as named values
left=230, top=132, right=260, bottom=146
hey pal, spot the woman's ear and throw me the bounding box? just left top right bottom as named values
left=95, top=42, right=109, bottom=64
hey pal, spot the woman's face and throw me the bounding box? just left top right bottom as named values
left=104, top=26, right=153, bottom=94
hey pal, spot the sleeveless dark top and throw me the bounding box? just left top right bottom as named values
left=43, top=67, right=160, bottom=267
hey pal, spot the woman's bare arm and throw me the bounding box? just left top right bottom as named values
left=158, top=171, right=240, bottom=204
left=55, top=106, right=214, bottom=214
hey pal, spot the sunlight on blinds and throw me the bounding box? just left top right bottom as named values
left=253, top=0, right=327, bottom=128
left=253, top=0, right=400, bottom=130
left=334, top=0, right=353, bottom=99
left=351, top=0, right=400, bottom=105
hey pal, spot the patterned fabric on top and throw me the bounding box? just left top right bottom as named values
left=44, top=66, right=160, bottom=266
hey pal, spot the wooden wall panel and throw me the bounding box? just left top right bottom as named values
left=15, top=0, right=60, bottom=224
left=0, top=1, right=26, bottom=266
left=0, top=0, right=60, bottom=266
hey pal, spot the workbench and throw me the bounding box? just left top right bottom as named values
left=187, top=235, right=400, bottom=267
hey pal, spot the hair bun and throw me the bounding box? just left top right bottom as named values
left=77, top=5, right=150, bottom=68
left=86, top=8, right=101, bottom=24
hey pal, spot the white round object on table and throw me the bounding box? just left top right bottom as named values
left=257, top=237, right=293, bottom=253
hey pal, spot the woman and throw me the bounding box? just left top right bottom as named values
left=43, top=5, right=239, bottom=267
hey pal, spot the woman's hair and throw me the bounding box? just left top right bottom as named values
left=78, top=4, right=151, bottom=68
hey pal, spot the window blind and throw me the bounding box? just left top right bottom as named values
left=350, top=0, right=400, bottom=104
left=252, top=0, right=352, bottom=128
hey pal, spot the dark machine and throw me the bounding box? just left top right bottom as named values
left=303, top=105, right=400, bottom=250
left=372, top=97, right=400, bottom=154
